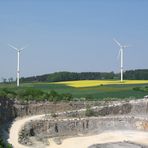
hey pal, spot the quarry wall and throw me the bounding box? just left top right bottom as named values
left=0, top=98, right=16, bottom=124
left=17, top=99, right=148, bottom=146
left=1, top=97, right=148, bottom=147
left=0, top=98, right=148, bottom=126
left=21, top=116, right=148, bottom=140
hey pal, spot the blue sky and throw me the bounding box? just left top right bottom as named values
left=0, top=0, right=148, bottom=79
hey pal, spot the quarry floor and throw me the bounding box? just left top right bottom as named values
left=48, top=130, right=148, bottom=148
left=8, top=115, right=45, bottom=148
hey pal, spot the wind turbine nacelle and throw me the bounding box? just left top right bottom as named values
left=123, top=45, right=128, bottom=49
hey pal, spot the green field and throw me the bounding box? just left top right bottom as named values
left=34, top=83, right=148, bottom=100
left=1, top=80, right=148, bottom=100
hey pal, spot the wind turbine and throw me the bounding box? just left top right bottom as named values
left=113, top=38, right=128, bottom=82
left=8, top=44, right=26, bottom=87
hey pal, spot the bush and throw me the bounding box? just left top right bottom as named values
left=85, top=107, right=96, bottom=117
left=86, top=95, right=93, bottom=101
left=2, top=88, right=16, bottom=95
left=0, top=88, right=16, bottom=98
left=16, top=88, right=44, bottom=100
left=0, top=87, right=74, bottom=102
left=133, top=87, right=141, bottom=91
left=133, top=86, right=148, bottom=92
left=0, top=90, right=7, bottom=98
left=0, top=137, right=12, bottom=148
left=6, top=93, right=15, bottom=99
left=6, top=144, right=13, bottom=148
left=47, top=90, right=57, bottom=101
left=61, top=93, right=73, bottom=101
left=0, top=138, right=4, bottom=147
left=24, top=88, right=44, bottom=97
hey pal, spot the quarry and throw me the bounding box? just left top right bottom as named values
left=0, top=98, right=148, bottom=148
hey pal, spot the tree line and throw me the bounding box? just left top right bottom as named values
left=3, top=69, right=147, bottom=83
left=20, top=71, right=115, bottom=82
left=124, top=69, right=148, bottom=80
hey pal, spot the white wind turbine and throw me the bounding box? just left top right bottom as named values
left=114, top=38, right=128, bottom=82
left=8, top=44, right=26, bottom=87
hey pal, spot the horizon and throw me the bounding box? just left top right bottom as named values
left=0, top=0, right=148, bottom=80
left=21, top=68, right=148, bottom=78
left=10, top=69, right=148, bottom=80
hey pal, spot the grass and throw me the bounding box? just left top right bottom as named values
left=32, top=80, right=148, bottom=99
left=1, top=80, right=148, bottom=100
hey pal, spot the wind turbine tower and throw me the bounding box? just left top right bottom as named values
left=114, top=39, right=128, bottom=82
left=8, top=44, right=26, bottom=87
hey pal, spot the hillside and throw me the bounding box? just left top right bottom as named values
left=20, top=69, right=148, bottom=83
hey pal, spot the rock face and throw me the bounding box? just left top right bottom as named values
left=1, top=98, right=148, bottom=147
left=0, top=99, right=93, bottom=126
left=20, top=116, right=148, bottom=143
left=18, top=99, right=148, bottom=146
left=96, top=103, right=132, bottom=116
left=0, top=98, right=148, bottom=123
left=0, top=98, right=105, bottom=121
left=0, top=98, right=17, bottom=124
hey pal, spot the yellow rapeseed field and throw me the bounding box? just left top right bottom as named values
left=54, top=80, right=148, bottom=88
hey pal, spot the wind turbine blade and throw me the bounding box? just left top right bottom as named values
left=117, top=49, right=121, bottom=60
left=113, top=38, right=122, bottom=47
left=20, top=44, right=28, bottom=51
left=8, top=44, right=18, bottom=51
left=20, top=47, right=25, bottom=51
